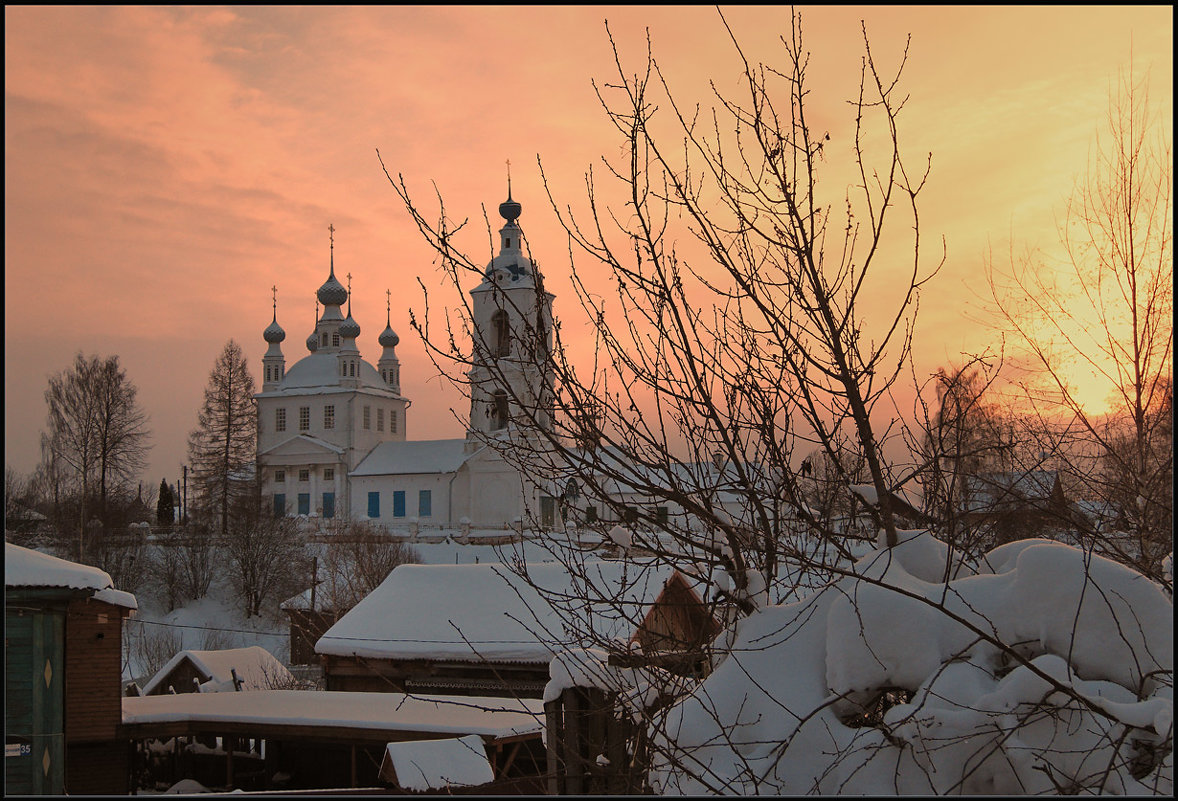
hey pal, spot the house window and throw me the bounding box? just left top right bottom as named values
left=655, top=506, right=669, bottom=525
left=419, top=490, right=432, bottom=518
left=273, top=494, right=286, bottom=517
left=323, top=468, right=334, bottom=481
left=324, top=405, right=335, bottom=429
left=274, top=470, right=285, bottom=483
left=276, top=408, right=287, bottom=432
left=299, top=406, right=310, bottom=431
left=393, top=491, right=406, bottom=518
left=585, top=505, right=598, bottom=523
left=297, top=493, right=310, bottom=516
left=377, top=408, right=384, bottom=432
left=367, top=492, right=380, bottom=518
left=322, top=492, right=335, bottom=519
left=492, top=310, right=511, bottom=357
left=298, top=469, right=310, bottom=482
left=623, top=507, right=639, bottom=524
left=363, top=406, right=371, bottom=430
left=390, top=410, right=398, bottom=434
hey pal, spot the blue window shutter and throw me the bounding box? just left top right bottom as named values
left=323, top=492, right=335, bottom=519
left=419, top=490, right=432, bottom=517
left=368, top=492, right=380, bottom=518
left=393, top=491, right=406, bottom=518
left=274, top=494, right=285, bottom=517
left=297, top=493, right=310, bottom=516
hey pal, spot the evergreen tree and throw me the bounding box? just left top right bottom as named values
left=156, top=478, right=174, bottom=526
left=187, top=340, right=257, bottom=540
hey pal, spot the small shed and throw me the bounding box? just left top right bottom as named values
left=378, top=734, right=495, bottom=791
left=316, top=560, right=719, bottom=697
left=141, top=646, right=294, bottom=696
left=5, top=543, right=137, bottom=795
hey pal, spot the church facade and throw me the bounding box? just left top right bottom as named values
left=255, top=192, right=557, bottom=530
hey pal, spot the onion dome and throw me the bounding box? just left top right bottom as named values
left=339, top=314, right=360, bottom=340
left=317, top=270, right=347, bottom=307
left=379, top=323, right=400, bottom=348
left=263, top=315, right=286, bottom=344
left=499, top=191, right=521, bottom=224
left=306, top=332, right=319, bottom=352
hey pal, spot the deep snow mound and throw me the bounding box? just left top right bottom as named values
left=650, top=532, right=1173, bottom=795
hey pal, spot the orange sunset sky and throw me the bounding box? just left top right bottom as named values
left=5, top=5, right=1173, bottom=488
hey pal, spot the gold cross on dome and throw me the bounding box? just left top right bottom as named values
left=386, top=288, right=391, bottom=312
left=328, top=223, right=335, bottom=246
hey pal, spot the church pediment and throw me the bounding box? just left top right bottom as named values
left=259, top=434, right=344, bottom=459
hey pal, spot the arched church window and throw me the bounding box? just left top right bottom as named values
left=492, top=310, right=511, bottom=358
left=349, top=362, right=355, bottom=377
left=322, top=332, right=328, bottom=347
left=332, top=332, right=340, bottom=347
left=490, top=390, right=509, bottom=431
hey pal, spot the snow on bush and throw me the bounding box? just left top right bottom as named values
left=649, top=531, right=1173, bottom=795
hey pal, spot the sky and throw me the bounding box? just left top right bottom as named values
left=5, top=5, right=1173, bottom=489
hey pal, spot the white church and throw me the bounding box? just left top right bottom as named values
left=255, top=190, right=562, bottom=531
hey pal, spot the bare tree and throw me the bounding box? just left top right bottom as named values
left=188, top=340, right=257, bottom=541
left=317, top=521, right=421, bottom=610
left=379, top=12, right=1171, bottom=795
left=986, top=65, right=1173, bottom=585
left=384, top=12, right=939, bottom=605
left=43, top=353, right=151, bottom=559
left=225, top=492, right=309, bottom=618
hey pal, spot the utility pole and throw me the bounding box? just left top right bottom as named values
left=182, top=464, right=188, bottom=525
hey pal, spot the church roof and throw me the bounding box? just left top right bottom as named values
left=268, top=350, right=391, bottom=395
left=351, top=439, right=474, bottom=476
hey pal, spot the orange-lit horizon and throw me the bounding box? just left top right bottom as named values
left=5, top=6, right=1172, bottom=487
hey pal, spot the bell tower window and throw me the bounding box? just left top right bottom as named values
left=492, top=310, right=511, bottom=358
left=490, top=390, right=509, bottom=431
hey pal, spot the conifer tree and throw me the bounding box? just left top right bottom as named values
left=156, top=478, right=174, bottom=526
left=187, top=340, right=257, bottom=540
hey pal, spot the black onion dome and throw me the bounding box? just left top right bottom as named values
left=339, top=314, right=360, bottom=340
left=263, top=316, right=286, bottom=344
left=379, top=323, right=400, bottom=348
left=499, top=193, right=521, bottom=223
left=317, top=271, right=348, bottom=307
left=306, top=332, right=320, bottom=352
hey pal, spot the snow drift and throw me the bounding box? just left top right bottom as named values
left=648, top=531, right=1173, bottom=794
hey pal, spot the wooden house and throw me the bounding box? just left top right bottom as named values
left=5, top=543, right=137, bottom=795
left=140, top=646, right=295, bottom=695
left=316, top=559, right=719, bottom=698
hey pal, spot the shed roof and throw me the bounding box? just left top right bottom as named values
left=122, top=690, right=544, bottom=741
left=5, top=542, right=137, bottom=609
left=141, top=646, right=293, bottom=696
left=316, top=559, right=677, bottom=663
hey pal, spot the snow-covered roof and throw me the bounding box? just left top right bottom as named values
left=5, top=543, right=137, bottom=609
left=122, top=690, right=544, bottom=740
left=351, top=438, right=473, bottom=476
left=141, top=646, right=293, bottom=696
left=381, top=734, right=495, bottom=791
left=316, top=559, right=677, bottom=663
left=278, top=350, right=388, bottom=391
left=961, top=470, right=1061, bottom=513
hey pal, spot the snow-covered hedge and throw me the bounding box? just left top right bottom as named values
left=649, top=531, right=1173, bottom=795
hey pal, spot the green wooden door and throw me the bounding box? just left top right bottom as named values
left=5, top=605, right=66, bottom=795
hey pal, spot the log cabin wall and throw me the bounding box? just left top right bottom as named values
left=64, top=597, right=132, bottom=794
